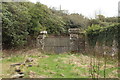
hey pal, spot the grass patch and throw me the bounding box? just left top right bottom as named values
left=2, top=55, right=25, bottom=63
left=1, top=53, right=118, bottom=78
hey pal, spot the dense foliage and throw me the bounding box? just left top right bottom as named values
left=2, top=2, right=31, bottom=48
left=2, top=2, right=119, bottom=49
left=2, top=2, right=66, bottom=48
left=86, top=24, right=119, bottom=47
left=85, top=15, right=118, bottom=47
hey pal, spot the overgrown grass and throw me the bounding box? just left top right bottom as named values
left=1, top=52, right=119, bottom=78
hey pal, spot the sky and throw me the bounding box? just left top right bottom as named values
left=29, top=0, right=120, bottom=18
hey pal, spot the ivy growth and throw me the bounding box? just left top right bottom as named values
left=85, top=24, right=119, bottom=47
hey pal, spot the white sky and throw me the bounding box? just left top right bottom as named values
left=29, top=0, right=120, bottom=18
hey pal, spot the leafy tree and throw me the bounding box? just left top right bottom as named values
left=2, top=2, right=118, bottom=49
left=2, top=2, right=66, bottom=48
left=2, top=2, right=31, bottom=48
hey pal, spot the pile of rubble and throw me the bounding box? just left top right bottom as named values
left=10, top=57, right=34, bottom=78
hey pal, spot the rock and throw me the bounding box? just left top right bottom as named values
left=15, top=66, right=21, bottom=73
left=15, top=69, right=21, bottom=73
left=27, top=64, right=32, bottom=67
left=50, top=71, right=56, bottom=74
left=18, top=72, right=24, bottom=75
left=10, top=62, right=25, bottom=67
left=22, top=63, right=26, bottom=66
left=60, top=73, right=64, bottom=77
left=10, top=63, right=22, bottom=67
left=29, top=71, right=36, bottom=75
left=11, top=73, right=24, bottom=78
left=25, top=58, right=33, bottom=63
left=28, top=71, right=36, bottom=78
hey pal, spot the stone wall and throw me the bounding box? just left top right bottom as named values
left=85, top=38, right=118, bottom=56
left=36, top=28, right=85, bottom=53
left=44, top=37, right=70, bottom=53
left=36, top=28, right=118, bottom=55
